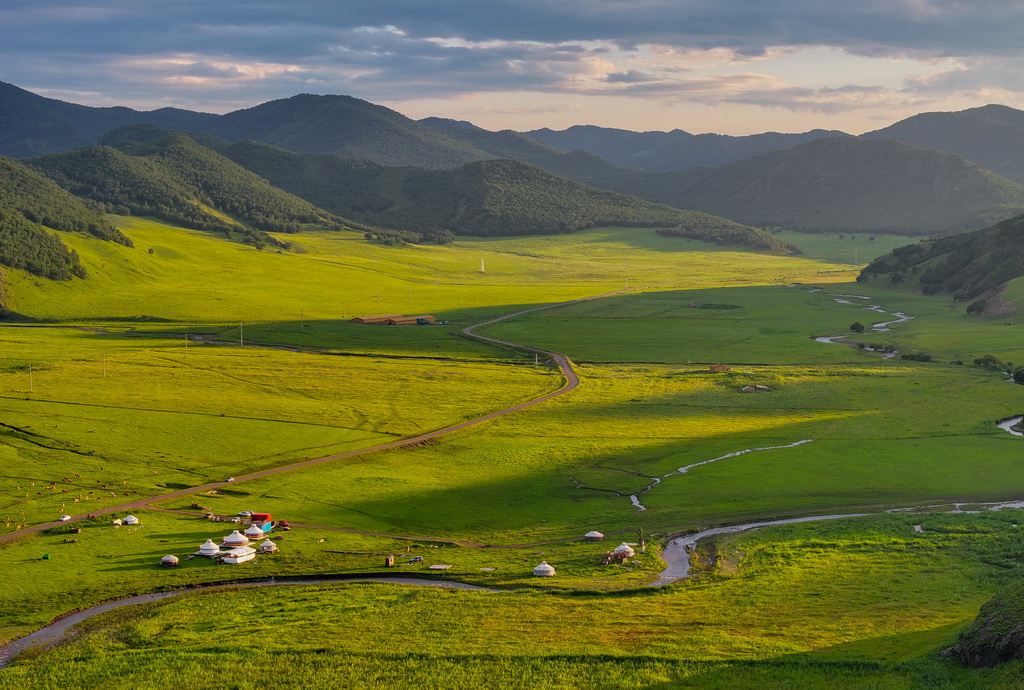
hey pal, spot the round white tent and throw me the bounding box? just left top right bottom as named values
left=584, top=530, right=605, bottom=542
left=244, top=524, right=264, bottom=540
left=160, top=554, right=180, bottom=567
left=259, top=539, right=278, bottom=553
left=533, top=561, right=556, bottom=577
left=222, top=530, right=249, bottom=547
left=612, top=542, right=635, bottom=558
left=199, top=539, right=220, bottom=557
left=123, top=515, right=139, bottom=525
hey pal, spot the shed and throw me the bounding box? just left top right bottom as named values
left=222, top=530, right=249, bottom=547
left=160, top=554, right=180, bottom=568
left=199, top=539, right=221, bottom=557
left=584, top=530, right=605, bottom=542
left=351, top=314, right=403, bottom=324
left=122, top=515, right=139, bottom=525
left=384, top=315, right=436, bottom=326
left=250, top=512, right=272, bottom=523
left=533, top=561, right=556, bottom=577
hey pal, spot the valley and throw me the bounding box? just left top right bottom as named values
left=2, top=211, right=1024, bottom=687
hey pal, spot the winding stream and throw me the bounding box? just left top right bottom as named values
left=0, top=576, right=500, bottom=668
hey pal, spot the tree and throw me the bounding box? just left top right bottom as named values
left=1014, top=367, right=1024, bottom=384
left=850, top=321, right=865, bottom=332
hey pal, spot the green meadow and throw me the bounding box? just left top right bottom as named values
left=3, top=216, right=1024, bottom=685
left=3, top=512, right=1024, bottom=689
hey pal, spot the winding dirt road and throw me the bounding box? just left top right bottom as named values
left=0, top=293, right=614, bottom=545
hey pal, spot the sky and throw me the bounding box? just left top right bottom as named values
left=4, top=1, right=1024, bottom=135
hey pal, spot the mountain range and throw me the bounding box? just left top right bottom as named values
left=5, top=80, right=1024, bottom=236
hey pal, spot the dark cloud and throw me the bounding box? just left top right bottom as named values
left=3, top=0, right=1024, bottom=120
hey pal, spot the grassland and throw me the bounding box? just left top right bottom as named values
left=4, top=511, right=1024, bottom=688
left=3, top=217, right=1024, bottom=686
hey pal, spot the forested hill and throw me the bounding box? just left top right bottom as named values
left=0, top=80, right=215, bottom=158
left=28, top=133, right=346, bottom=248
left=858, top=214, right=1024, bottom=307
left=222, top=140, right=796, bottom=252
left=863, top=104, right=1024, bottom=186
left=616, top=137, right=1024, bottom=235
left=0, top=156, right=129, bottom=281
left=201, top=94, right=492, bottom=168
left=523, top=125, right=847, bottom=172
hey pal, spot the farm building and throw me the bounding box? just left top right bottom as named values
left=709, top=364, right=732, bottom=373
left=384, top=315, right=436, bottom=325
left=351, top=314, right=403, bottom=324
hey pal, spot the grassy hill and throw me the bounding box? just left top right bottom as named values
left=0, top=156, right=130, bottom=281
left=28, top=133, right=346, bottom=248
left=858, top=213, right=1024, bottom=306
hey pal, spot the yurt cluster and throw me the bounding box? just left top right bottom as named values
left=531, top=531, right=639, bottom=578
left=159, top=512, right=280, bottom=568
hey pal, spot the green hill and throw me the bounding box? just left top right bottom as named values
left=203, top=93, right=492, bottom=168
left=619, top=137, right=1024, bottom=235
left=0, top=80, right=216, bottom=158
left=222, top=141, right=795, bottom=252
left=0, top=156, right=130, bottom=281
left=863, top=104, right=1024, bottom=185
left=28, top=133, right=346, bottom=248
left=858, top=213, right=1024, bottom=305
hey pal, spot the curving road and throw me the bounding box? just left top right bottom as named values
left=0, top=293, right=616, bottom=545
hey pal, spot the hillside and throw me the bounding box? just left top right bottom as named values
left=524, top=124, right=846, bottom=171
left=858, top=213, right=1024, bottom=305
left=0, top=80, right=216, bottom=158
left=864, top=104, right=1024, bottom=185
left=201, top=94, right=493, bottom=168
left=0, top=156, right=131, bottom=281
left=617, top=137, right=1024, bottom=235
left=28, top=133, right=345, bottom=248
left=222, top=141, right=795, bottom=251
left=946, top=576, right=1024, bottom=667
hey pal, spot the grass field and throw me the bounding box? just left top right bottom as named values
left=3, top=217, right=1024, bottom=686
left=4, top=511, right=1024, bottom=688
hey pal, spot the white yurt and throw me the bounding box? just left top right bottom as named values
left=244, top=524, right=265, bottom=540
left=612, top=542, right=636, bottom=558
left=222, top=530, right=249, bottom=547
left=584, top=530, right=605, bottom=542
left=533, top=561, right=556, bottom=577
left=259, top=539, right=278, bottom=554
left=199, top=539, right=220, bottom=557
left=160, top=554, right=180, bottom=567
left=122, top=515, right=140, bottom=526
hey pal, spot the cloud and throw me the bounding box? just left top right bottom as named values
left=4, top=0, right=1024, bottom=128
